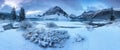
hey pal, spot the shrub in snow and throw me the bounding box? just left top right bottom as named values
left=19, top=21, right=33, bottom=30
left=75, top=34, right=84, bottom=42
left=0, top=27, right=4, bottom=32
left=45, top=22, right=58, bottom=28
left=38, top=30, right=69, bottom=47
left=23, top=28, right=69, bottom=48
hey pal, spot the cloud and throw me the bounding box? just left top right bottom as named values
left=82, top=2, right=108, bottom=11
left=102, top=0, right=120, bottom=8
left=26, top=10, right=43, bottom=15
left=0, top=0, right=4, bottom=5
left=3, top=0, right=23, bottom=8
left=1, top=0, right=32, bottom=10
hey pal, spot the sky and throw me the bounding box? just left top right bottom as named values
left=0, top=0, right=120, bottom=15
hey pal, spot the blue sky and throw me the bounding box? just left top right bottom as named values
left=0, top=0, right=120, bottom=15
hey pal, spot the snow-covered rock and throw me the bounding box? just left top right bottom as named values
left=2, top=23, right=13, bottom=30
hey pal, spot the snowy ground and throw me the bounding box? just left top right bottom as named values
left=0, top=21, right=120, bottom=50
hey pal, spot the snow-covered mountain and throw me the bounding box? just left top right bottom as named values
left=43, top=6, right=68, bottom=16
left=79, top=8, right=120, bottom=21
left=92, top=8, right=113, bottom=20
left=39, top=6, right=70, bottom=21
left=79, top=11, right=96, bottom=20
left=92, top=8, right=120, bottom=20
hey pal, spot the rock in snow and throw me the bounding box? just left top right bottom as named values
left=2, top=23, right=13, bottom=30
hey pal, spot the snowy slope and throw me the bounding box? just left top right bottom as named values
left=0, top=21, right=120, bottom=50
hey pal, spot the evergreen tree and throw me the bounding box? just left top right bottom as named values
left=110, top=8, right=115, bottom=21
left=11, top=8, right=16, bottom=20
left=19, top=7, right=25, bottom=21
left=110, top=15, right=115, bottom=21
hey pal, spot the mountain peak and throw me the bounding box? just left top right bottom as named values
left=53, top=6, right=62, bottom=9
left=50, top=6, right=63, bottom=12
left=43, top=6, right=68, bottom=16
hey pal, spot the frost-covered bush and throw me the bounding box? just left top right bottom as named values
left=38, top=30, right=69, bottom=47
left=74, top=34, right=84, bottom=42
left=23, top=28, right=69, bottom=48
left=45, top=22, right=58, bottom=28
left=19, top=21, right=33, bottom=30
